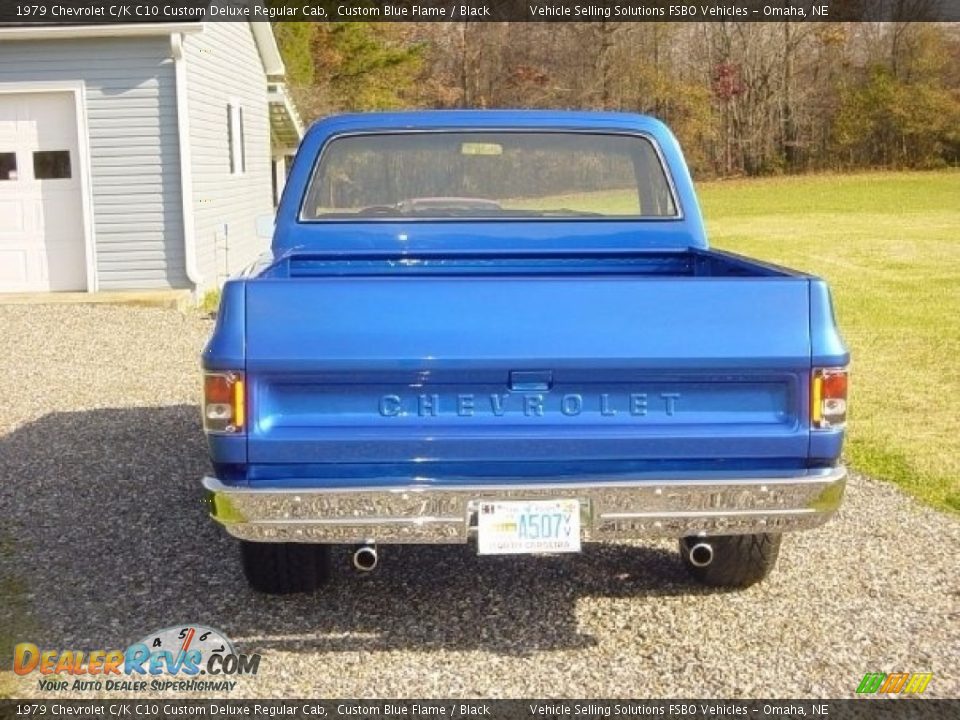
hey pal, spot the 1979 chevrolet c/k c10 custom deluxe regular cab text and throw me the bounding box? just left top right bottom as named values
left=201, top=111, right=849, bottom=594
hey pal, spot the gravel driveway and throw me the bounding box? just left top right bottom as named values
left=1, top=304, right=958, bottom=699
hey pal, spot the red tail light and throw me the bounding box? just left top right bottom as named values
left=812, top=367, right=848, bottom=429
left=203, top=372, right=245, bottom=433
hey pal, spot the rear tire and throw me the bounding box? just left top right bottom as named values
left=240, top=541, right=332, bottom=594
left=680, top=533, right=781, bottom=588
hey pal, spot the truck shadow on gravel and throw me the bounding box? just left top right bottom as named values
left=0, top=406, right=719, bottom=659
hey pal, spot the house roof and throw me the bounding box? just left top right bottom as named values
left=248, top=22, right=285, bottom=78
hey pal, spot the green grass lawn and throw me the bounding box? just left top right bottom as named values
left=699, top=171, right=960, bottom=512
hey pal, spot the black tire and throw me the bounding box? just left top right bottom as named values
left=240, top=542, right=332, bottom=594
left=679, top=533, right=782, bottom=588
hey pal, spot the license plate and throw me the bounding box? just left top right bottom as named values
left=476, top=499, right=581, bottom=555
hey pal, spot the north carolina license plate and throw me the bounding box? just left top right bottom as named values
left=476, top=499, right=582, bottom=555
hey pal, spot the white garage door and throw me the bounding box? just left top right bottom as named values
left=0, top=91, right=86, bottom=292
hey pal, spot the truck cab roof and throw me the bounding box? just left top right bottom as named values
left=275, top=110, right=706, bottom=256
left=304, top=109, right=675, bottom=135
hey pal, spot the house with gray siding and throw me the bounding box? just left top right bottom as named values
left=0, top=21, right=302, bottom=294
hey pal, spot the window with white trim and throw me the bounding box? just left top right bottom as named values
left=228, top=103, right=246, bottom=175
left=0, top=152, right=16, bottom=181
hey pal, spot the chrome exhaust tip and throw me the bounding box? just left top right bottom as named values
left=687, top=542, right=714, bottom=568
left=352, top=545, right=378, bottom=572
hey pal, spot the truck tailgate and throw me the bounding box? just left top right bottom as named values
left=243, top=274, right=812, bottom=473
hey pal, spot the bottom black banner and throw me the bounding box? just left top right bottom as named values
left=0, top=700, right=955, bottom=720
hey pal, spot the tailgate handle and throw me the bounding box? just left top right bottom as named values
left=509, top=370, right=553, bottom=391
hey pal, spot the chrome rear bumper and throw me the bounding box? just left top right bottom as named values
left=202, top=467, right=846, bottom=544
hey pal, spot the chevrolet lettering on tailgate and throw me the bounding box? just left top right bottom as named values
left=200, top=111, right=849, bottom=594
left=378, top=392, right=682, bottom=418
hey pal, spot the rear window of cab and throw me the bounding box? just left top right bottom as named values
left=300, top=131, right=679, bottom=221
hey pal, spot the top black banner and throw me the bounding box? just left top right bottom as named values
left=0, top=0, right=957, bottom=23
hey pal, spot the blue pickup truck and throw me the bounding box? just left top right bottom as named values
left=201, top=111, right=848, bottom=594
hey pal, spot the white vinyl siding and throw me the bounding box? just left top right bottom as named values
left=184, top=23, right=273, bottom=290
left=0, top=38, right=188, bottom=290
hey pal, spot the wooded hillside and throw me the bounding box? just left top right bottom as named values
left=271, top=20, right=960, bottom=178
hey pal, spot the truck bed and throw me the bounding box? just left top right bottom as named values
left=200, top=247, right=841, bottom=489
left=254, top=248, right=803, bottom=280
